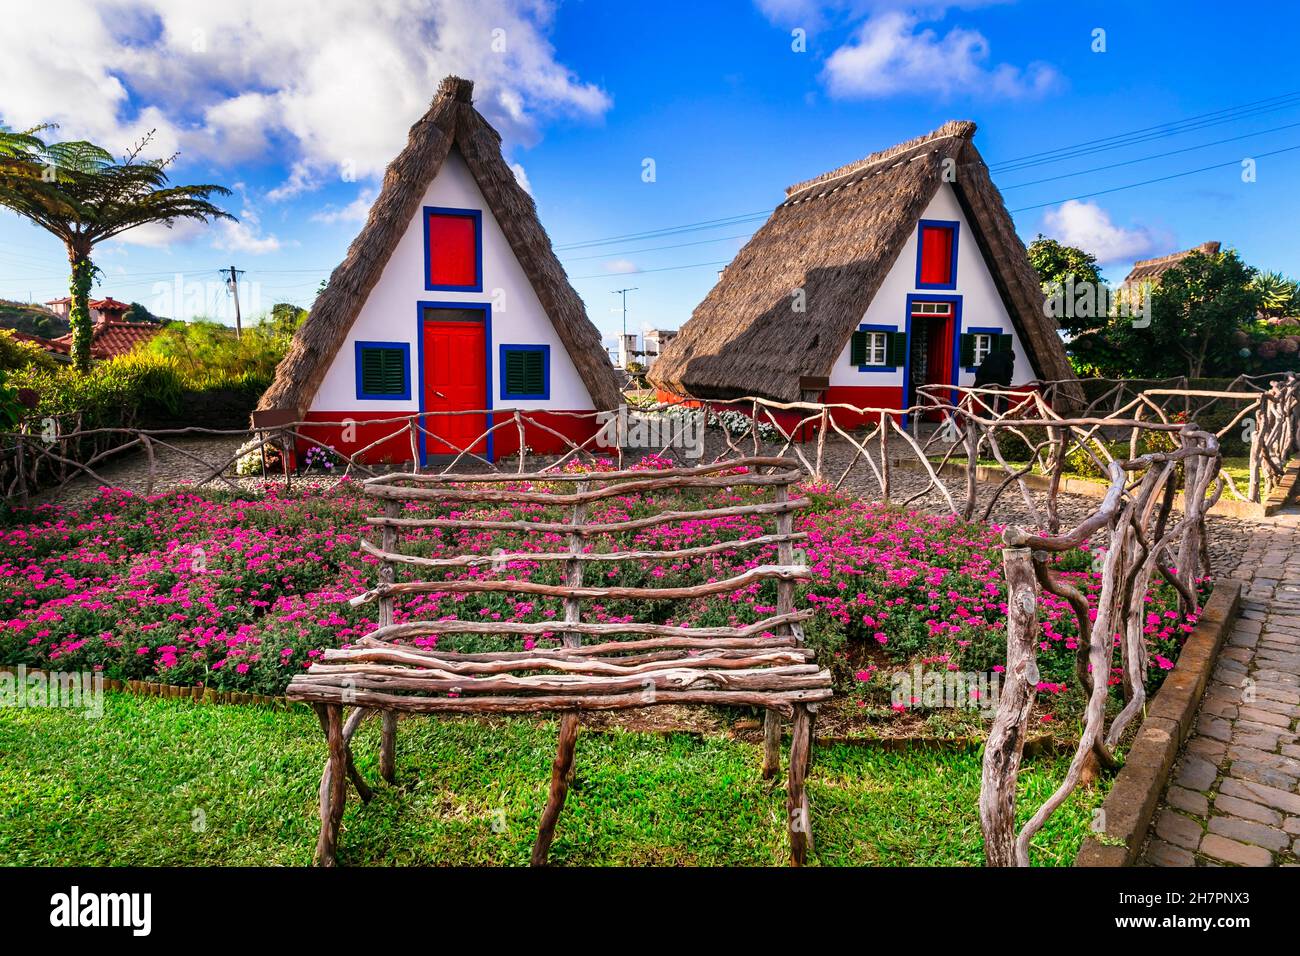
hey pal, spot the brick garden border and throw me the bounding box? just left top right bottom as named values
left=1074, top=579, right=1244, bottom=866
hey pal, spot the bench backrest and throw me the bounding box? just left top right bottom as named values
left=351, top=457, right=813, bottom=649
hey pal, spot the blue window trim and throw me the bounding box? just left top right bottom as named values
left=415, top=300, right=493, bottom=465
left=901, top=293, right=963, bottom=429
left=354, top=341, right=411, bottom=400
left=914, top=219, right=960, bottom=291
left=498, top=344, right=551, bottom=400
left=423, top=205, right=484, bottom=293
left=963, top=325, right=1005, bottom=373
left=854, top=323, right=900, bottom=372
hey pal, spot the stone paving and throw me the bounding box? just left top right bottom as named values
left=1143, top=503, right=1300, bottom=867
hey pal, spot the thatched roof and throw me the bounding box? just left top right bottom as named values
left=259, top=76, right=620, bottom=417
left=649, top=121, right=1077, bottom=402
left=1124, top=241, right=1221, bottom=285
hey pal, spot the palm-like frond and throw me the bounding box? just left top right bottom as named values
left=1251, top=270, right=1300, bottom=317
left=0, top=130, right=235, bottom=247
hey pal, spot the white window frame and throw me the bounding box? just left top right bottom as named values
left=862, top=331, right=888, bottom=367
left=972, top=333, right=995, bottom=367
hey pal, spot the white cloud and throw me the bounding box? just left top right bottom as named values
left=212, top=219, right=282, bottom=255
left=0, top=1, right=610, bottom=184
left=266, top=161, right=321, bottom=203
left=311, top=189, right=377, bottom=225
left=1041, top=200, right=1163, bottom=265
left=821, top=10, right=1059, bottom=100
left=107, top=218, right=209, bottom=249
left=603, top=259, right=640, bottom=274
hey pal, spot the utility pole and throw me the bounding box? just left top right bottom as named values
left=611, top=287, right=638, bottom=368
left=611, top=287, right=638, bottom=340
left=224, top=266, right=246, bottom=338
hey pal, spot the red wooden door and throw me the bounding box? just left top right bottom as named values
left=422, top=314, right=487, bottom=456
left=922, top=314, right=956, bottom=422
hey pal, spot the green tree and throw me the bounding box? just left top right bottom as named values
left=1027, top=235, right=1105, bottom=332
left=0, top=127, right=233, bottom=372
left=124, top=300, right=162, bottom=324
left=1104, top=249, right=1260, bottom=379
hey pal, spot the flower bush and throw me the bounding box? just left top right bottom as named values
left=0, top=460, right=1203, bottom=729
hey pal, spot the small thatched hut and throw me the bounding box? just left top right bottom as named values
left=258, top=75, right=619, bottom=463
left=1123, top=241, right=1221, bottom=288
left=649, top=121, right=1076, bottom=416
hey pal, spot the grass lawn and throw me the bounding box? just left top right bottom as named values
left=0, top=692, right=1104, bottom=866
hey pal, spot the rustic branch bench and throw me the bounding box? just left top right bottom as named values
left=285, top=456, right=832, bottom=866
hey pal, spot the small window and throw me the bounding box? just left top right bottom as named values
left=500, top=345, right=549, bottom=400
left=910, top=300, right=953, bottom=317
left=960, top=331, right=1013, bottom=369
left=916, top=221, right=958, bottom=289
left=850, top=328, right=905, bottom=369
left=355, top=342, right=410, bottom=400
left=424, top=207, right=482, bottom=291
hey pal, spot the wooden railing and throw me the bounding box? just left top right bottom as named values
left=979, top=425, right=1222, bottom=865
left=1, top=375, right=1294, bottom=516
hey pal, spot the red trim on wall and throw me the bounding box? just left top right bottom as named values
left=300, top=410, right=601, bottom=464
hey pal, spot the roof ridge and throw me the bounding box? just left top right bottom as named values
left=783, top=120, right=976, bottom=200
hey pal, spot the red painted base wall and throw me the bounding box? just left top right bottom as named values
left=653, top=385, right=1044, bottom=442
left=300, top=410, right=603, bottom=464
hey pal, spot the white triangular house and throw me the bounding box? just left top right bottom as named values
left=259, top=76, right=619, bottom=463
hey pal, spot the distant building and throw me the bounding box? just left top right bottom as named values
left=48, top=315, right=163, bottom=360
left=615, top=328, right=678, bottom=369
left=44, top=296, right=132, bottom=324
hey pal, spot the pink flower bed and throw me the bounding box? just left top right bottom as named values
left=0, top=466, right=1204, bottom=721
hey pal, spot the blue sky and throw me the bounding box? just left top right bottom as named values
left=2, top=0, right=1298, bottom=351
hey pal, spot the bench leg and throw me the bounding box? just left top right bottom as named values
left=314, top=706, right=373, bottom=804
left=380, top=710, right=398, bottom=784
left=315, top=704, right=348, bottom=867
left=761, top=709, right=782, bottom=780
left=531, top=711, right=579, bottom=867
left=786, top=703, right=814, bottom=867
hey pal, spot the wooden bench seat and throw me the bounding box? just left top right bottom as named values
left=286, top=457, right=831, bottom=866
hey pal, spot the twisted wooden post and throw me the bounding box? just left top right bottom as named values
left=980, top=546, right=1039, bottom=866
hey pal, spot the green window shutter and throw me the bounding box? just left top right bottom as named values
left=959, top=334, right=975, bottom=366
left=849, top=330, right=867, bottom=366
left=888, top=332, right=908, bottom=367
left=504, top=349, right=547, bottom=396
left=997, top=334, right=1014, bottom=355
left=361, top=347, right=406, bottom=395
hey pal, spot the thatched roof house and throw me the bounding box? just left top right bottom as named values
left=650, top=121, right=1076, bottom=409
left=259, top=75, right=619, bottom=463
left=1123, top=241, right=1221, bottom=287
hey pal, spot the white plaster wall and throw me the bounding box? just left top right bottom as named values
left=310, top=149, right=595, bottom=412
left=827, top=183, right=1032, bottom=389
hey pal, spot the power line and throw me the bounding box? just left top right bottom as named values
left=560, top=232, right=754, bottom=263
left=988, top=89, right=1300, bottom=171
left=1008, top=142, right=1300, bottom=212
left=569, top=259, right=730, bottom=281
left=1000, top=120, right=1300, bottom=190
left=553, top=212, right=771, bottom=251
